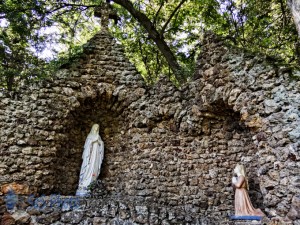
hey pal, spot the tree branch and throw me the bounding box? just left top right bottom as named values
left=45, top=3, right=97, bottom=15
left=112, top=0, right=182, bottom=80
left=278, top=0, right=287, bottom=26
left=160, top=0, right=187, bottom=37
left=153, top=1, right=165, bottom=27
left=51, top=3, right=99, bottom=8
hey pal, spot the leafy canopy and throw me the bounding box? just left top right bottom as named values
left=0, top=0, right=298, bottom=90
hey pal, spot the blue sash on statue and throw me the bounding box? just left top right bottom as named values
left=229, top=215, right=263, bottom=220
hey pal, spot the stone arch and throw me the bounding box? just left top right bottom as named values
left=192, top=34, right=300, bottom=219
left=203, top=99, right=264, bottom=208
left=42, top=76, right=146, bottom=194
left=52, top=87, right=124, bottom=194
left=166, top=85, right=264, bottom=212
left=0, top=30, right=146, bottom=195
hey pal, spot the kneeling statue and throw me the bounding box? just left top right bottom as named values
left=232, top=164, right=265, bottom=217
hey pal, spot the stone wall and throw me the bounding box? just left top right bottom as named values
left=0, top=195, right=237, bottom=225
left=1, top=30, right=300, bottom=223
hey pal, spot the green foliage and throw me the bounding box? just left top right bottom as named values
left=111, top=0, right=202, bottom=83
left=213, top=0, right=298, bottom=64
left=0, top=0, right=102, bottom=90
left=0, top=24, right=48, bottom=91
left=0, top=0, right=299, bottom=90
left=111, top=0, right=298, bottom=83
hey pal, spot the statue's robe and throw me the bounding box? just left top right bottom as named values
left=76, top=133, right=104, bottom=196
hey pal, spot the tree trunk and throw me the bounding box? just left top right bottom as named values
left=288, top=0, right=300, bottom=37
left=112, top=0, right=183, bottom=81
left=6, top=74, right=14, bottom=91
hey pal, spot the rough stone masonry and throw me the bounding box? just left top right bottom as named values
left=0, top=29, right=300, bottom=224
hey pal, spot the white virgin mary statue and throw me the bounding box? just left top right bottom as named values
left=76, top=124, right=104, bottom=197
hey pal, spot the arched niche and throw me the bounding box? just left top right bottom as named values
left=52, top=93, right=125, bottom=195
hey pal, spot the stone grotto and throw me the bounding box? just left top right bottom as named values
left=0, top=29, right=300, bottom=224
